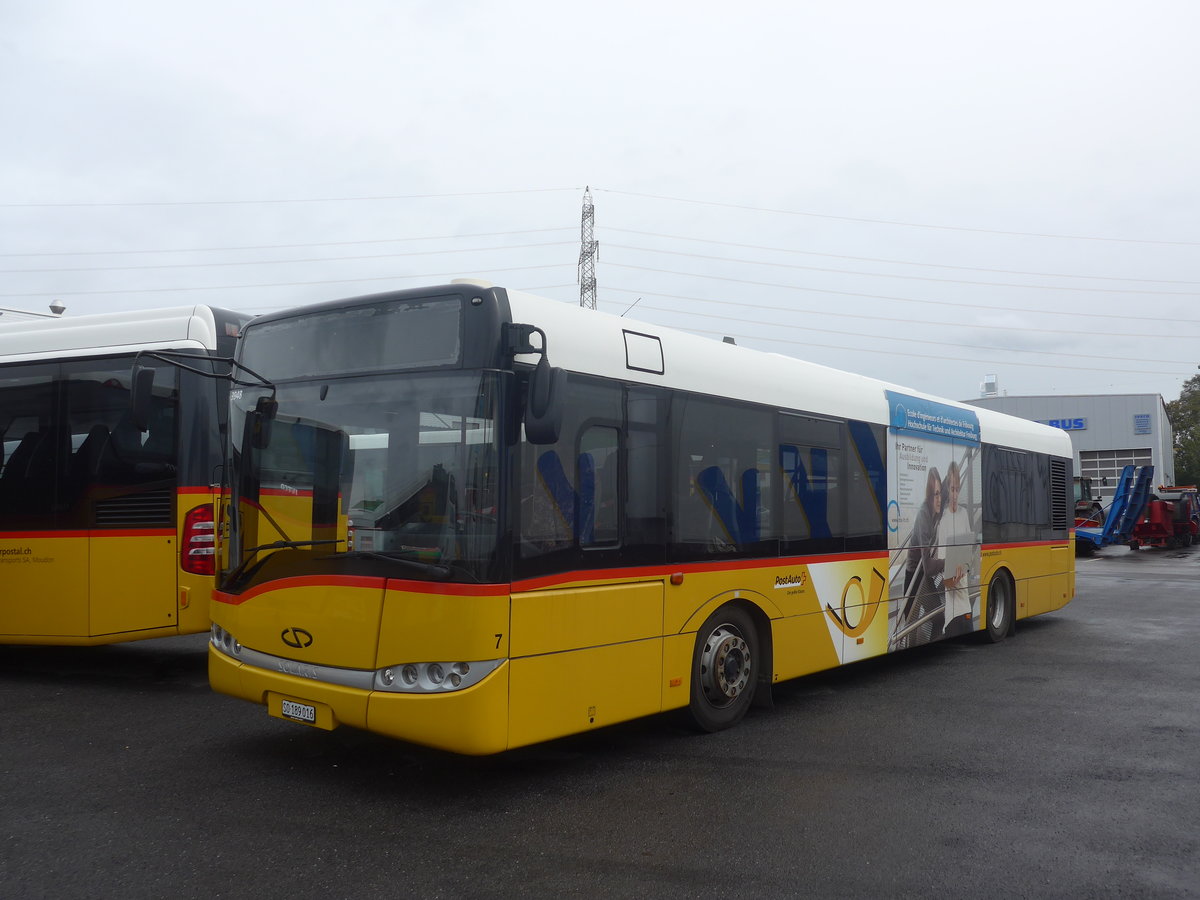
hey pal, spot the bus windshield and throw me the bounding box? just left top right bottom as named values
left=225, top=370, right=504, bottom=588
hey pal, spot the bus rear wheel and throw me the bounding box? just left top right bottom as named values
left=984, top=572, right=1013, bottom=643
left=688, top=605, right=758, bottom=733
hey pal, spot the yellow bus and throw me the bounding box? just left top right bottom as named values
left=1, top=305, right=247, bottom=645
left=207, top=281, right=1073, bottom=754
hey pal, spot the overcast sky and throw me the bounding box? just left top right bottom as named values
left=2, top=0, right=1198, bottom=404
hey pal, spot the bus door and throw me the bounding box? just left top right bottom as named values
left=510, top=420, right=665, bottom=746
left=0, top=362, right=92, bottom=637
left=67, top=358, right=179, bottom=636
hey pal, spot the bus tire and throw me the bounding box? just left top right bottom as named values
left=688, top=605, right=758, bottom=733
left=984, top=571, right=1013, bottom=643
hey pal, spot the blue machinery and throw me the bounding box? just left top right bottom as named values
left=1075, top=465, right=1154, bottom=555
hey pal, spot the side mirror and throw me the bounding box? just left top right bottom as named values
left=251, top=396, right=278, bottom=450
left=130, top=365, right=157, bottom=432
left=524, top=356, right=566, bottom=445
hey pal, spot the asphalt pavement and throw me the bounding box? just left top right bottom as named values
left=2, top=545, right=1198, bottom=898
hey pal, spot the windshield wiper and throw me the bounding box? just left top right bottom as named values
left=335, top=549, right=454, bottom=581
left=226, top=538, right=345, bottom=586
left=243, top=538, right=344, bottom=554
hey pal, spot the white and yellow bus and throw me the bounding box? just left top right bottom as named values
left=1, top=305, right=247, bottom=645
left=207, top=281, right=1073, bottom=754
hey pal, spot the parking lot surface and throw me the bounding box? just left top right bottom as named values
left=3, top=545, right=1198, bottom=898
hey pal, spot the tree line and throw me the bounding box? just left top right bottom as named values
left=1167, top=374, right=1200, bottom=487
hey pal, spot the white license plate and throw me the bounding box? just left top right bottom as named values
left=280, top=699, right=317, bottom=723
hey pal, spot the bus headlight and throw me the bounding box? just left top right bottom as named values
left=372, top=658, right=503, bottom=693
left=210, top=624, right=242, bottom=657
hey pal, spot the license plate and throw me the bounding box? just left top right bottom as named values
left=280, top=699, right=317, bottom=723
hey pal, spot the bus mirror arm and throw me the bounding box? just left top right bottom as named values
left=129, top=348, right=277, bottom=435
left=129, top=350, right=276, bottom=392
left=504, top=323, right=544, bottom=356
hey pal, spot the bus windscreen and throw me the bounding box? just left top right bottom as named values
left=239, top=298, right=462, bottom=381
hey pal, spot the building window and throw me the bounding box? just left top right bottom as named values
left=1079, top=448, right=1151, bottom=495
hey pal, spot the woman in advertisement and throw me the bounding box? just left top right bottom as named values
left=939, top=460, right=974, bottom=637
left=903, top=466, right=946, bottom=640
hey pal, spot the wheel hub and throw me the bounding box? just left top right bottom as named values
left=700, top=624, right=751, bottom=706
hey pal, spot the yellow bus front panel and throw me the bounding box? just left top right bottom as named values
left=212, top=577, right=386, bottom=671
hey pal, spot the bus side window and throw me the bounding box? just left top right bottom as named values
left=516, top=374, right=622, bottom=570
left=580, top=425, right=619, bottom=548
left=778, top=412, right=843, bottom=555
left=672, top=395, right=775, bottom=559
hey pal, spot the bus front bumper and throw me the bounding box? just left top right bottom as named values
left=208, top=645, right=512, bottom=756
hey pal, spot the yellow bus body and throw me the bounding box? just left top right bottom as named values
left=209, top=538, right=1069, bottom=755
left=0, top=489, right=216, bottom=645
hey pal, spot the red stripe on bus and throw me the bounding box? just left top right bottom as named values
left=214, top=575, right=386, bottom=605
left=0, top=529, right=175, bottom=539
left=208, top=542, right=1069, bottom=603
left=177, top=486, right=218, bottom=495
left=511, top=551, right=888, bottom=592
left=385, top=580, right=510, bottom=596
left=214, top=575, right=509, bottom=604
left=982, top=540, right=1071, bottom=551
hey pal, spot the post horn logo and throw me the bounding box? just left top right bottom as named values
left=281, top=627, right=314, bottom=649
left=824, top=568, right=886, bottom=638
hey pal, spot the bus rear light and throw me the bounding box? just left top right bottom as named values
left=182, top=504, right=216, bottom=575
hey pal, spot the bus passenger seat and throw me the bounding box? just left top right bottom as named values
left=0, top=431, right=59, bottom=511
left=72, top=425, right=111, bottom=489
left=99, top=419, right=144, bottom=480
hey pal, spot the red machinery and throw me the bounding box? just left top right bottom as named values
left=1129, top=486, right=1200, bottom=550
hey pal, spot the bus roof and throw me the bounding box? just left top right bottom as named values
left=501, top=287, right=1071, bottom=458
left=0, top=305, right=248, bottom=363
left=236, top=281, right=1070, bottom=459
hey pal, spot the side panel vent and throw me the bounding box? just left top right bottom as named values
left=95, top=490, right=174, bottom=528
left=1050, top=458, right=1069, bottom=532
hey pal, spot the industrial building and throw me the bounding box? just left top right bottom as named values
left=964, top=393, right=1175, bottom=500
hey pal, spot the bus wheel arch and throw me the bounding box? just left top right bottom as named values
left=687, top=602, right=767, bottom=732
left=983, top=568, right=1015, bottom=643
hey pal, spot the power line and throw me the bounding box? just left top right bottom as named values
left=0, top=187, right=582, bottom=209
left=600, top=285, right=1200, bottom=341
left=596, top=188, right=1200, bottom=247
left=6, top=222, right=1193, bottom=289
left=628, top=300, right=1197, bottom=365
left=605, top=227, right=1200, bottom=286
left=0, top=241, right=575, bottom=275
left=0, top=227, right=574, bottom=258
left=605, top=243, right=1200, bottom=297
left=0, top=264, right=573, bottom=299
left=604, top=262, right=1200, bottom=327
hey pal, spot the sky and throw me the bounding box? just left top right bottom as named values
left=2, top=0, right=1199, bottom=404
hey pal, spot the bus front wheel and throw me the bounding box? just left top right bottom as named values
left=984, top=572, right=1014, bottom=643
left=688, top=605, right=758, bottom=732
